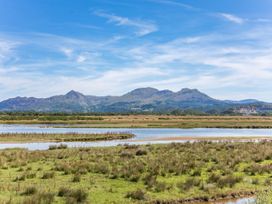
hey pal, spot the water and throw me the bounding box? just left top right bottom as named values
left=211, top=197, right=255, bottom=204
left=0, top=124, right=271, bottom=150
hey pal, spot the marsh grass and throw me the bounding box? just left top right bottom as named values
left=1, top=114, right=272, bottom=129
left=0, top=142, right=272, bottom=203
left=0, top=132, right=134, bottom=142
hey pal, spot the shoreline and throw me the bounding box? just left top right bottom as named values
left=137, top=136, right=272, bottom=142
left=152, top=191, right=256, bottom=204
left=0, top=135, right=271, bottom=144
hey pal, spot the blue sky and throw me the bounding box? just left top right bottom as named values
left=0, top=0, right=272, bottom=101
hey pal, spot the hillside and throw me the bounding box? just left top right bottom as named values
left=0, top=88, right=271, bottom=114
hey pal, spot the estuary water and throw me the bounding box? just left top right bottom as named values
left=0, top=124, right=271, bottom=150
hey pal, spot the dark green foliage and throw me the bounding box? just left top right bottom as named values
left=22, top=186, right=37, bottom=195
left=41, top=172, right=55, bottom=179
left=154, top=181, right=168, bottom=192
left=217, top=175, right=242, bottom=188
left=49, top=144, right=68, bottom=150
left=177, top=177, right=201, bottom=191
left=135, top=149, right=148, bottom=156
left=126, top=189, right=146, bottom=200
left=22, top=192, right=55, bottom=204
left=72, top=174, right=81, bottom=182
left=58, top=188, right=88, bottom=203
left=58, top=187, right=71, bottom=197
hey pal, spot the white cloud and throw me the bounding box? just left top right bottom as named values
left=0, top=67, right=166, bottom=99
left=76, top=55, right=87, bottom=63
left=94, top=11, right=158, bottom=36
left=60, top=47, right=73, bottom=58
left=219, top=13, right=245, bottom=24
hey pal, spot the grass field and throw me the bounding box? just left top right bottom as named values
left=1, top=114, right=272, bottom=128
left=0, top=132, right=134, bottom=143
left=0, top=142, right=272, bottom=203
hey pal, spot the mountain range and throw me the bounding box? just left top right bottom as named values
left=0, top=88, right=271, bottom=114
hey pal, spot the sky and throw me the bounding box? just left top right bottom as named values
left=0, top=0, right=272, bottom=101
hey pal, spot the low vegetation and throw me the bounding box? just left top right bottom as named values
left=1, top=113, right=272, bottom=128
left=0, top=142, right=272, bottom=203
left=0, top=132, right=134, bottom=142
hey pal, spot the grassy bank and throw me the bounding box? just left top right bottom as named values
left=0, top=132, right=134, bottom=143
left=1, top=114, right=272, bottom=128
left=0, top=142, right=272, bottom=203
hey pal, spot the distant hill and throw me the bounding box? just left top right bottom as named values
left=0, top=88, right=271, bottom=114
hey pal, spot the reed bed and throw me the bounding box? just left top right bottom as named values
left=1, top=114, right=272, bottom=128
left=0, top=132, right=134, bottom=142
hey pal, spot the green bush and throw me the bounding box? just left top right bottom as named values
left=22, top=186, right=37, bottom=195
left=72, top=174, right=81, bottom=183
left=41, top=172, right=55, bottom=179
left=58, top=188, right=88, bottom=203
left=177, top=177, right=201, bottom=191
left=22, top=192, right=54, bottom=204
left=126, top=189, right=146, bottom=200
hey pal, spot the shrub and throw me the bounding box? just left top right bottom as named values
left=208, top=173, right=221, bottom=183
left=143, top=174, right=157, bottom=189
left=22, top=192, right=55, bottom=204
left=177, top=177, right=201, bottom=191
left=48, top=144, right=67, bottom=150
left=252, top=178, right=260, bottom=185
left=22, top=186, right=37, bottom=195
left=14, top=174, right=26, bottom=182
left=58, top=187, right=70, bottom=197
left=41, top=172, right=55, bottom=179
left=155, top=181, right=167, bottom=192
left=126, top=189, right=146, bottom=200
left=67, top=189, right=88, bottom=203
left=135, top=149, right=147, bottom=156
left=217, top=175, right=242, bottom=188
left=37, top=192, right=55, bottom=204
left=129, top=173, right=141, bottom=182
left=26, top=172, right=36, bottom=179
left=58, top=188, right=88, bottom=203
left=72, top=174, right=81, bottom=183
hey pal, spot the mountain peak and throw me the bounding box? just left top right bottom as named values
left=178, top=88, right=200, bottom=94
left=175, top=88, right=214, bottom=102
left=65, top=90, right=84, bottom=98
left=124, top=87, right=159, bottom=97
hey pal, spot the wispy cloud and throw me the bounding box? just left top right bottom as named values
left=219, top=13, right=245, bottom=24
left=94, top=11, right=158, bottom=36
left=148, top=0, right=200, bottom=11
left=148, top=0, right=248, bottom=25
left=0, top=39, right=20, bottom=64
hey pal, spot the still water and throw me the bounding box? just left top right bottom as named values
left=0, top=124, right=271, bottom=150
left=208, top=197, right=255, bottom=204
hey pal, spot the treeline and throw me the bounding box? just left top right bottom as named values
left=0, top=112, right=104, bottom=121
